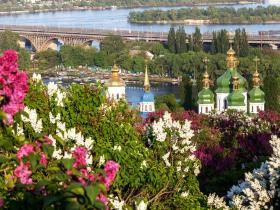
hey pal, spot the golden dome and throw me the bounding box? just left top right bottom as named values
left=226, top=46, right=238, bottom=69
left=227, top=46, right=236, bottom=56
left=107, top=64, right=125, bottom=87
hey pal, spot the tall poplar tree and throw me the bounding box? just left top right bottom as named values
left=240, top=28, right=249, bottom=57
left=192, top=27, right=203, bottom=52
left=167, top=26, right=176, bottom=53
left=233, top=28, right=241, bottom=56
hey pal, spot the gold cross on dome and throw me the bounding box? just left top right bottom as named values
left=253, top=56, right=260, bottom=72
left=203, top=57, right=209, bottom=72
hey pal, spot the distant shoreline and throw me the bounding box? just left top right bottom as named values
left=0, top=1, right=260, bottom=16
left=130, top=19, right=280, bottom=25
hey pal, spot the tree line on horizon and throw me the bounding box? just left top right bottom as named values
left=128, top=5, right=280, bottom=24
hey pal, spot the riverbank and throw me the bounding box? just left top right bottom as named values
left=130, top=19, right=280, bottom=25
left=0, top=1, right=260, bottom=16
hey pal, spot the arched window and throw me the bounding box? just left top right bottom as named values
left=205, top=107, right=208, bottom=113
left=149, top=105, right=152, bottom=111
left=251, top=106, right=254, bottom=113
left=145, top=105, right=148, bottom=111
left=116, top=93, right=119, bottom=99
left=224, top=99, right=228, bottom=109
left=257, top=106, right=259, bottom=111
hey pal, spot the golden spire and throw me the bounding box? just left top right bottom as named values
left=232, top=73, right=240, bottom=90
left=202, top=57, right=210, bottom=89
left=144, top=64, right=150, bottom=92
left=227, top=45, right=238, bottom=69
left=252, top=56, right=261, bottom=87
left=108, top=64, right=125, bottom=87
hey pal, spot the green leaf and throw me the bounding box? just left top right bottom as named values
left=62, top=158, right=75, bottom=170
left=0, top=155, right=9, bottom=163
left=85, top=185, right=99, bottom=204
left=93, top=200, right=106, bottom=210
left=29, top=153, right=38, bottom=171
left=42, top=144, right=54, bottom=157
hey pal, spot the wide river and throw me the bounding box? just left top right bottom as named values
left=0, top=1, right=279, bottom=34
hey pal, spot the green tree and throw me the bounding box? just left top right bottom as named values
left=175, top=26, right=186, bottom=54
left=34, top=50, right=61, bottom=70
left=18, top=48, right=30, bottom=70
left=233, top=28, right=241, bottom=56
left=240, top=28, right=249, bottom=57
left=167, top=26, right=176, bottom=53
left=180, top=76, right=197, bottom=110
left=193, top=27, right=203, bottom=52
left=263, top=75, right=280, bottom=113
left=0, top=30, right=20, bottom=51
left=155, top=94, right=181, bottom=111
left=100, top=34, right=125, bottom=55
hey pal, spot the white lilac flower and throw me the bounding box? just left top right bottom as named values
left=162, top=152, right=171, bottom=167
left=99, top=155, right=105, bottom=166
left=109, top=196, right=125, bottom=210
left=135, top=200, right=147, bottom=210
left=207, top=193, right=229, bottom=210
left=47, top=82, right=58, bottom=98
left=32, top=73, right=42, bottom=82
left=141, top=160, right=147, bottom=169
left=113, top=145, right=122, bottom=151
left=21, top=107, right=42, bottom=133
left=181, top=191, right=189, bottom=198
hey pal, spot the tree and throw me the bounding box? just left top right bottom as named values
left=0, top=30, right=20, bottom=51
left=18, top=48, right=30, bottom=70
left=34, top=50, right=62, bottom=70
left=167, top=26, right=176, bottom=53
left=100, top=34, right=125, bottom=55
left=211, top=32, right=217, bottom=54
left=179, top=76, right=197, bottom=110
left=240, top=28, right=249, bottom=57
left=175, top=26, right=186, bottom=54
left=192, top=27, right=203, bottom=52
left=233, top=28, right=241, bottom=56
left=263, top=75, right=280, bottom=113
left=155, top=94, right=181, bottom=111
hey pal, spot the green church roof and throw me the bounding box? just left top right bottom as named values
left=198, top=88, right=214, bottom=104
left=216, top=69, right=247, bottom=93
left=227, top=90, right=245, bottom=106
left=249, top=87, right=265, bottom=103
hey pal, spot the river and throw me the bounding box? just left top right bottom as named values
left=0, top=1, right=278, bottom=34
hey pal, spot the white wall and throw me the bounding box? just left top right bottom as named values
left=139, top=102, right=155, bottom=113
left=249, top=103, right=265, bottom=114
left=198, top=104, right=214, bottom=114
left=107, top=86, right=126, bottom=101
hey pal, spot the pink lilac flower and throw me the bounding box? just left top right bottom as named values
left=0, top=198, right=4, bottom=208
left=72, top=147, right=87, bottom=168
left=43, top=136, right=53, bottom=145
left=16, top=144, right=35, bottom=160
left=97, top=193, right=109, bottom=210
left=0, top=50, right=29, bottom=124
left=14, top=162, right=32, bottom=185
left=100, top=160, right=120, bottom=188
left=39, top=152, right=48, bottom=166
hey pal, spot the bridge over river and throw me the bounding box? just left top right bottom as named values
left=0, top=25, right=280, bottom=52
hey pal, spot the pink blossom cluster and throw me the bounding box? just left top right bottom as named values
left=72, top=147, right=87, bottom=168
left=0, top=50, right=29, bottom=124
left=14, top=138, right=51, bottom=185
left=70, top=147, right=120, bottom=209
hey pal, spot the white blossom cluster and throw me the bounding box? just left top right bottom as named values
left=108, top=195, right=125, bottom=210
left=149, top=112, right=200, bottom=176
left=47, top=82, right=66, bottom=107
left=21, top=106, right=43, bottom=133
left=207, top=135, right=280, bottom=210
left=135, top=200, right=148, bottom=210
left=48, top=112, right=93, bottom=164
left=207, top=193, right=229, bottom=210
left=32, top=73, right=42, bottom=82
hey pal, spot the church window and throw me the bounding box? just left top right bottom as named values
left=149, top=105, right=152, bottom=111
left=206, top=107, right=208, bottom=113
left=145, top=105, right=148, bottom=111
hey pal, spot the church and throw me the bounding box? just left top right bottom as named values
left=106, top=64, right=155, bottom=117
left=198, top=47, right=265, bottom=114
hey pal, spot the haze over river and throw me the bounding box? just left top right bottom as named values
left=0, top=1, right=279, bottom=34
